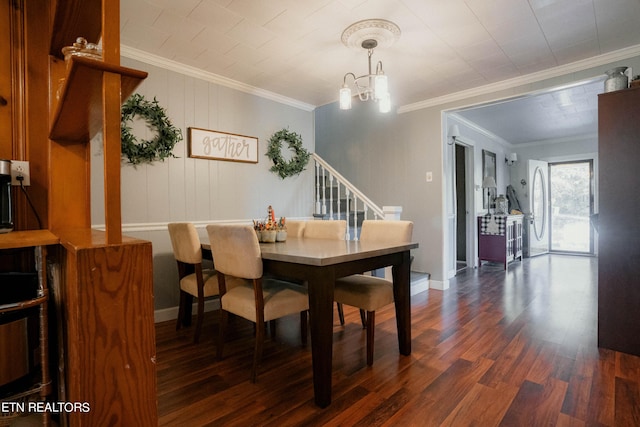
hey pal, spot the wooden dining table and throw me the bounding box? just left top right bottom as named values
left=203, top=236, right=418, bottom=408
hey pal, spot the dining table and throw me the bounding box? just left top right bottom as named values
left=202, top=236, right=418, bottom=408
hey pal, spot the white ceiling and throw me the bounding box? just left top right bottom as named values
left=454, top=77, right=605, bottom=144
left=120, top=0, right=640, bottom=142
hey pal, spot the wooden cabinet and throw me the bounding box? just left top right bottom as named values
left=0, top=1, right=157, bottom=425
left=0, top=230, right=59, bottom=425
left=478, top=215, right=523, bottom=269
left=597, top=87, right=640, bottom=356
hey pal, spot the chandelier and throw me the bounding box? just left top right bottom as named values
left=339, top=19, right=400, bottom=113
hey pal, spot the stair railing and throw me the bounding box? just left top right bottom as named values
left=312, top=153, right=385, bottom=240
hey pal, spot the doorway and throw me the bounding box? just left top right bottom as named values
left=455, top=144, right=467, bottom=271
left=549, top=160, right=594, bottom=254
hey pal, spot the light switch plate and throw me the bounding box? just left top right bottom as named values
left=10, top=160, right=30, bottom=186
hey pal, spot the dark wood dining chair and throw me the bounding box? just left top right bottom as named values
left=333, top=220, right=414, bottom=365
left=206, top=224, right=309, bottom=382
left=302, top=220, right=350, bottom=322
left=284, top=220, right=306, bottom=237
left=168, top=222, right=220, bottom=344
left=303, top=219, right=346, bottom=240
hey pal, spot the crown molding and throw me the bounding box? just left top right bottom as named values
left=399, top=44, right=640, bottom=114
left=121, top=45, right=316, bottom=112
left=513, top=132, right=598, bottom=149
left=449, top=113, right=513, bottom=148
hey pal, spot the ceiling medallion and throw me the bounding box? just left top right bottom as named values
left=341, top=19, right=401, bottom=51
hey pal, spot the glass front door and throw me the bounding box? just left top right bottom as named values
left=549, top=160, right=594, bottom=254
left=528, top=160, right=550, bottom=256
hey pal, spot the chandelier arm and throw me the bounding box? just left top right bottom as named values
left=342, top=72, right=357, bottom=86
left=345, top=73, right=373, bottom=101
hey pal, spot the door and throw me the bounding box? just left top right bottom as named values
left=455, top=144, right=467, bottom=270
left=549, top=160, right=594, bottom=254
left=528, top=159, right=550, bottom=256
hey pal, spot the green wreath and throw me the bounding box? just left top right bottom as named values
left=121, top=93, right=182, bottom=165
left=266, top=128, right=310, bottom=179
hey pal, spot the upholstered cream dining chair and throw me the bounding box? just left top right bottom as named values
left=168, top=222, right=220, bottom=344
left=284, top=220, right=306, bottom=238
left=303, top=220, right=346, bottom=240
left=302, top=220, right=349, bottom=323
left=333, top=220, right=414, bottom=366
left=206, top=224, right=309, bottom=382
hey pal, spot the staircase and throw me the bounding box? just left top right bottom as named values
left=312, top=153, right=388, bottom=240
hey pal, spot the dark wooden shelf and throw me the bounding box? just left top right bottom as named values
left=0, top=293, right=48, bottom=315
left=49, top=56, right=148, bottom=141
left=0, top=230, right=59, bottom=250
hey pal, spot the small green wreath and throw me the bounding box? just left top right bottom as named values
left=121, top=93, right=182, bottom=165
left=266, top=128, right=310, bottom=179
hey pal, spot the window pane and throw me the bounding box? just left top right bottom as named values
left=550, top=162, right=592, bottom=253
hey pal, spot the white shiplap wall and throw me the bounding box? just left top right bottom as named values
left=90, top=58, right=315, bottom=317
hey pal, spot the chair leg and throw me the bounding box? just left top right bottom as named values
left=337, top=303, right=345, bottom=325
left=366, top=311, right=375, bottom=366
left=217, top=310, right=228, bottom=360
left=360, top=309, right=367, bottom=329
left=176, top=290, right=187, bottom=331
left=193, top=297, right=205, bottom=343
left=251, top=318, right=265, bottom=383
left=269, top=320, right=276, bottom=339
left=300, top=311, right=308, bottom=346
left=183, top=294, right=194, bottom=327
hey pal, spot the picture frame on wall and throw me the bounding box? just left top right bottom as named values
left=188, top=127, right=259, bottom=163
left=482, top=149, right=496, bottom=209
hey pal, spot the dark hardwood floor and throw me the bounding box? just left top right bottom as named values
left=156, top=254, right=640, bottom=426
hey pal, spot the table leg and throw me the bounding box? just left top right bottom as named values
left=306, top=267, right=334, bottom=408
left=392, top=250, right=412, bottom=355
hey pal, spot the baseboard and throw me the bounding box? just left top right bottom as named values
left=155, top=274, right=438, bottom=323
left=154, top=299, right=221, bottom=324
left=411, top=276, right=430, bottom=295
left=429, top=279, right=450, bottom=291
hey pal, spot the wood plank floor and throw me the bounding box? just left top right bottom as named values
left=155, top=254, right=640, bottom=426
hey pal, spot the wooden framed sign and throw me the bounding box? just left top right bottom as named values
left=188, top=127, right=258, bottom=163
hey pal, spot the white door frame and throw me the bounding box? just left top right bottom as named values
left=443, top=116, right=477, bottom=280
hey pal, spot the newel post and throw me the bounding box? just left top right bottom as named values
left=383, top=206, right=403, bottom=220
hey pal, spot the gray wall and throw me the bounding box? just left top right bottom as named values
left=91, top=58, right=315, bottom=313
left=316, top=54, right=640, bottom=287
left=88, top=51, right=640, bottom=311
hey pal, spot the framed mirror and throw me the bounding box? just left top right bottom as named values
left=482, top=150, right=496, bottom=209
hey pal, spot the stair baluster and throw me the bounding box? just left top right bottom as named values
left=337, top=180, right=341, bottom=222
left=315, top=162, right=321, bottom=215
left=321, top=167, right=326, bottom=215
left=329, top=174, right=334, bottom=220
left=312, top=153, right=386, bottom=240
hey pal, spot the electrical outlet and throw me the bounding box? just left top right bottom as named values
left=10, top=160, right=30, bottom=186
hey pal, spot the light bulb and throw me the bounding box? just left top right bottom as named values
left=379, top=92, right=391, bottom=113
left=339, top=86, right=352, bottom=110
left=374, top=74, right=388, bottom=100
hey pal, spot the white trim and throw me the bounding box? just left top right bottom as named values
left=154, top=299, right=220, bottom=324
left=513, top=132, right=597, bottom=148
left=450, top=113, right=512, bottom=148
left=411, top=276, right=430, bottom=296
left=121, top=45, right=316, bottom=112
left=429, top=279, right=449, bottom=291
left=398, top=44, right=640, bottom=114
left=158, top=276, right=431, bottom=323
left=92, top=217, right=315, bottom=233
